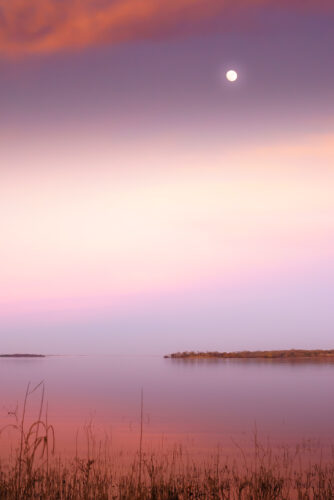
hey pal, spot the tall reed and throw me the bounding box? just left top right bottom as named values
left=0, top=384, right=333, bottom=499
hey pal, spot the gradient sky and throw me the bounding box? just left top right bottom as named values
left=1, top=0, right=334, bottom=354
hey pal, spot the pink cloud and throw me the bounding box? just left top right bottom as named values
left=0, top=0, right=332, bottom=56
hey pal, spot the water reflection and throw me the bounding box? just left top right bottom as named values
left=168, top=356, right=334, bottom=366
left=0, top=355, right=333, bottom=457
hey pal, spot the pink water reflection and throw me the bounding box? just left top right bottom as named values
left=0, top=356, right=333, bottom=458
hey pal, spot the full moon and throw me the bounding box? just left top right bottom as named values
left=226, top=70, right=238, bottom=82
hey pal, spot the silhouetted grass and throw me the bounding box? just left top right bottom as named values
left=1, top=382, right=333, bottom=499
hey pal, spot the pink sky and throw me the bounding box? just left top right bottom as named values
left=1, top=132, right=334, bottom=352
left=0, top=1, right=334, bottom=353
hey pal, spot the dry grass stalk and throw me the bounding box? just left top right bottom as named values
left=0, top=384, right=333, bottom=499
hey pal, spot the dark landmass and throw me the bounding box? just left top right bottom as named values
left=0, top=354, right=46, bottom=358
left=164, top=349, right=334, bottom=359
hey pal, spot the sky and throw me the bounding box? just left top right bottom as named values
left=0, top=0, right=334, bottom=354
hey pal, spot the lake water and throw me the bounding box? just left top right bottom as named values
left=0, top=356, right=333, bottom=459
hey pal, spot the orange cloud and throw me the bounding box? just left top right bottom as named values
left=0, top=0, right=218, bottom=55
left=0, top=0, right=332, bottom=57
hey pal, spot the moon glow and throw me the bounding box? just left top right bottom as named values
left=226, top=70, right=238, bottom=82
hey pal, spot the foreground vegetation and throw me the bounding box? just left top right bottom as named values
left=1, top=382, right=333, bottom=499
left=1, top=440, right=334, bottom=499
left=164, top=349, right=334, bottom=360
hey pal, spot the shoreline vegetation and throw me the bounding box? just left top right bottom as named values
left=1, top=445, right=334, bottom=500
left=164, top=349, right=334, bottom=359
left=0, top=382, right=333, bottom=499
left=0, top=354, right=45, bottom=358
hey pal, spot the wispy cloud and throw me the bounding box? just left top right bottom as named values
left=0, top=0, right=332, bottom=57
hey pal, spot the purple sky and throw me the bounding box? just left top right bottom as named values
left=0, top=1, right=334, bottom=354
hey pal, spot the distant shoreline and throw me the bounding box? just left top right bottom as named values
left=164, top=349, right=334, bottom=360
left=0, top=354, right=46, bottom=358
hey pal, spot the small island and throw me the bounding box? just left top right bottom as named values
left=0, top=354, right=46, bottom=358
left=164, top=349, right=334, bottom=360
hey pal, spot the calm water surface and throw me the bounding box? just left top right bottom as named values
left=0, top=356, right=333, bottom=457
